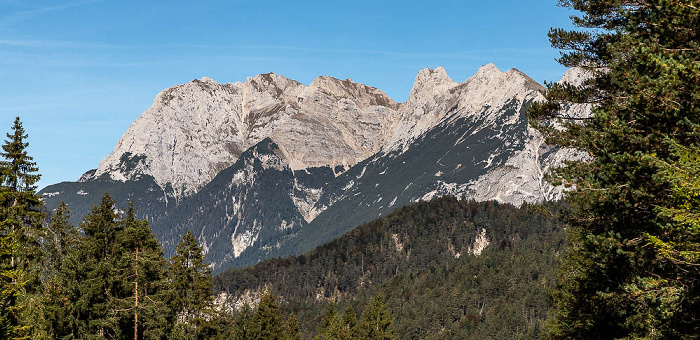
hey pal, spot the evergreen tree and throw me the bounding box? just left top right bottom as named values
left=282, top=314, right=302, bottom=340
left=168, top=229, right=215, bottom=339
left=44, top=202, right=80, bottom=276
left=316, top=303, right=354, bottom=340
left=0, top=116, right=43, bottom=271
left=67, top=193, right=122, bottom=338
left=529, top=0, right=700, bottom=338
left=357, top=293, right=395, bottom=340
left=41, top=202, right=81, bottom=339
left=113, top=202, right=171, bottom=339
left=232, top=304, right=254, bottom=340
left=64, top=195, right=171, bottom=339
left=0, top=116, right=43, bottom=339
left=341, top=306, right=358, bottom=339
left=250, top=288, right=283, bottom=340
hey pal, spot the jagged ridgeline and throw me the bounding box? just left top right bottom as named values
left=40, top=64, right=585, bottom=272
left=214, top=197, right=567, bottom=339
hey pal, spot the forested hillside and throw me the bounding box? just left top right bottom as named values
left=215, top=197, right=567, bottom=339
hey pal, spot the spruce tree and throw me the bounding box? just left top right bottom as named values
left=0, top=116, right=43, bottom=339
left=168, top=229, right=214, bottom=338
left=529, top=0, right=700, bottom=338
left=317, top=303, right=354, bottom=340
left=250, top=288, right=284, bottom=340
left=357, top=293, right=395, bottom=340
left=0, top=117, right=43, bottom=270
left=65, top=195, right=171, bottom=339
left=66, top=193, right=122, bottom=338
left=41, top=203, right=81, bottom=339
left=232, top=304, right=254, bottom=340
left=44, top=202, right=80, bottom=275
left=113, top=202, right=171, bottom=339
left=282, top=314, right=302, bottom=340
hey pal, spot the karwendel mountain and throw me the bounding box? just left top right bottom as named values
left=40, top=64, right=585, bottom=272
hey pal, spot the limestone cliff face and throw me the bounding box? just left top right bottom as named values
left=90, top=73, right=400, bottom=198
left=90, top=64, right=578, bottom=204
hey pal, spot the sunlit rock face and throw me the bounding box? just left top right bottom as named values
left=91, top=73, right=401, bottom=199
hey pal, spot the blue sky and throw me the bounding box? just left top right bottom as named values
left=0, top=0, right=576, bottom=190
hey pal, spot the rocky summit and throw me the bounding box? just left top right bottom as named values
left=41, top=64, right=587, bottom=272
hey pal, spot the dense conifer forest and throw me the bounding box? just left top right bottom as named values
left=215, top=197, right=567, bottom=339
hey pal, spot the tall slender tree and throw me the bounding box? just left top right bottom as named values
left=529, top=0, right=700, bottom=338
left=168, top=229, right=214, bottom=338
left=250, top=288, right=283, bottom=340
left=0, top=116, right=44, bottom=339
left=41, top=202, right=81, bottom=339
left=0, top=117, right=43, bottom=268
left=357, top=293, right=395, bottom=340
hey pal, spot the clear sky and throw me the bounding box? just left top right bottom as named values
left=0, top=0, right=576, bottom=190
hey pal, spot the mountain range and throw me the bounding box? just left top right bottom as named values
left=40, top=64, right=586, bottom=272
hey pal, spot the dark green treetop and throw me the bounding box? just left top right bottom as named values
left=250, top=288, right=283, bottom=340
left=357, top=292, right=395, bottom=340
left=168, top=229, right=216, bottom=339
left=1, top=116, right=40, bottom=194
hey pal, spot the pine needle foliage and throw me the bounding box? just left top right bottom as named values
left=0, top=117, right=43, bottom=339
left=529, top=0, right=700, bottom=338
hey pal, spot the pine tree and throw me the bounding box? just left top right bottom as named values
left=113, top=202, right=171, bottom=339
left=342, top=306, right=358, bottom=339
left=529, top=0, right=700, bottom=338
left=64, top=195, right=171, bottom=339
left=0, top=116, right=44, bottom=339
left=168, top=229, right=214, bottom=338
left=41, top=202, right=81, bottom=339
left=357, top=293, right=395, bottom=340
left=232, top=304, right=254, bottom=340
left=0, top=117, right=43, bottom=270
left=44, top=202, right=80, bottom=275
left=250, top=288, right=283, bottom=340
left=65, top=193, right=122, bottom=338
left=317, top=303, right=354, bottom=340
left=282, top=314, right=302, bottom=340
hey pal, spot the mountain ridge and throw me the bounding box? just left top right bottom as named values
left=40, top=64, right=587, bottom=271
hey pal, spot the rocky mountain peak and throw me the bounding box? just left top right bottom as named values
left=409, top=67, right=457, bottom=101
left=310, top=75, right=398, bottom=108
left=42, top=64, right=585, bottom=272
left=199, top=76, right=216, bottom=84
left=86, top=65, right=577, bottom=205
left=473, top=63, right=500, bottom=77
left=246, top=72, right=300, bottom=93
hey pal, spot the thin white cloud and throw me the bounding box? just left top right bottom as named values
left=0, top=0, right=104, bottom=26
left=0, top=39, right=122, bottom=48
